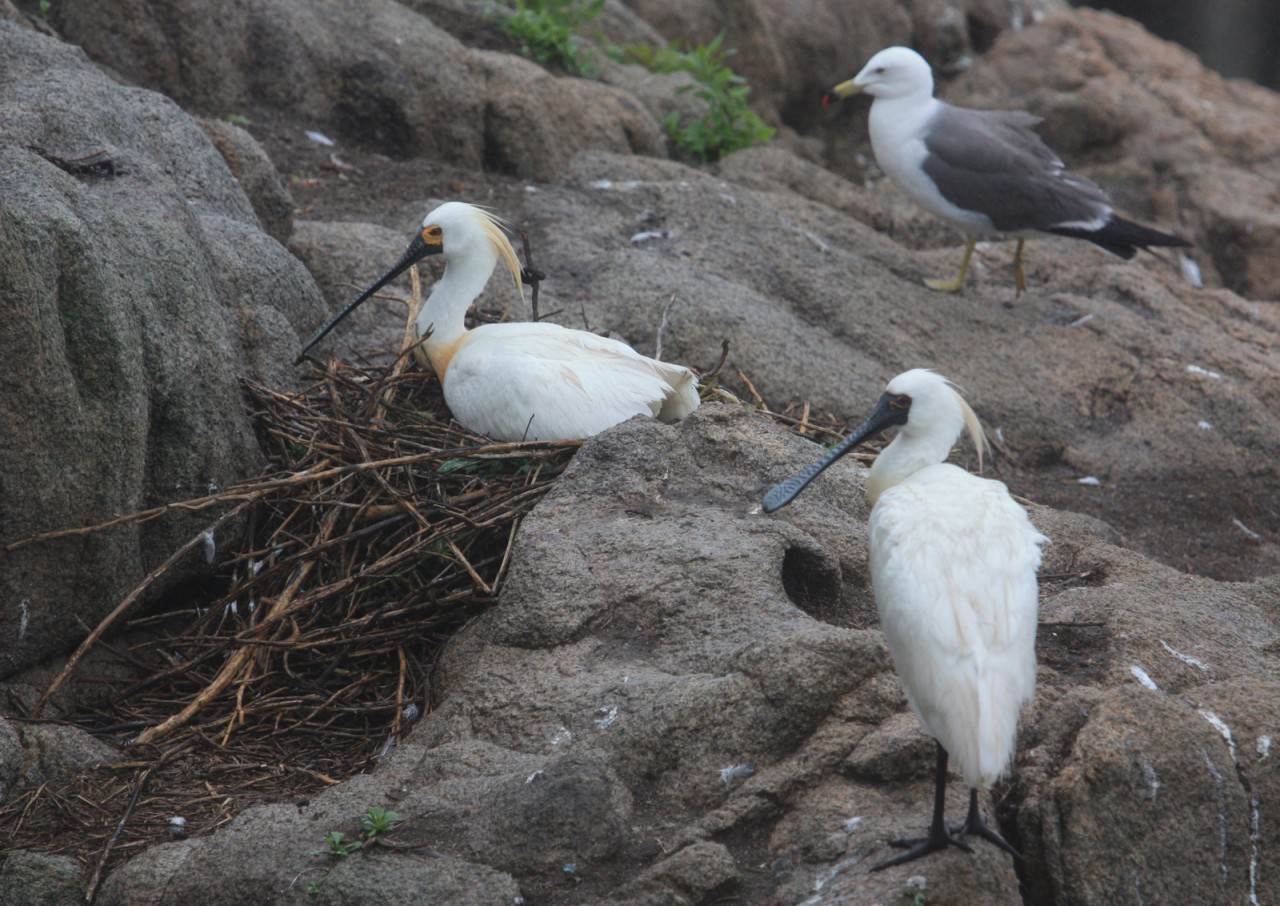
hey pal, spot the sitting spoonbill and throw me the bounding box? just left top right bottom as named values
left=296, top=202, right=700, bottom=441
left=823, top=46, right=1189, bottom=294
left=763, top=369, right=1047, bottom=870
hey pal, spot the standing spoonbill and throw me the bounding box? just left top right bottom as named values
left=823, top=46, right=1189, bottom=294
left=763, top=369, right=1047, bottom=870
left=296, top=202, right=700, bottom=441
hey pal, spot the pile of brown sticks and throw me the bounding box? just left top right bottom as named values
left=1, top=359, right=580, bottom=885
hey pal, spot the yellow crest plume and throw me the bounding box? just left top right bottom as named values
left=947, top=382, right=989, bottom=470
left=473, top=207, right=524, bottom=303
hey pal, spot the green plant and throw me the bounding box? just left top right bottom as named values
left=307, top=807, right=404, bottom=894
left=310, top=807, right=403, bottom=859
left=360, top=806, right=403, bottom=837
left=225, top=113, right=252, bottom=127
left=309, top=830, right=364, bottom=859
left=501, top=0, right=604, bottom=76
left=617, top=35, right=774, bottom=163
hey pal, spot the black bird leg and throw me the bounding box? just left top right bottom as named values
left=871, top=742, right=972, bottom=871
left=957, top=788, right=1022, bottom=859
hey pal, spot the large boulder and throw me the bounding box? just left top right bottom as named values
left=46, top=0, right=667, bottom=182
left=598, top=0, right=1068, bottom=130
left=94, top=406, right=1280, bottom=904
left=0, top=21, right=325, bottom=675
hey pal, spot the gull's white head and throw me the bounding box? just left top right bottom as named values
left=852, top=46, right=935, bottom=100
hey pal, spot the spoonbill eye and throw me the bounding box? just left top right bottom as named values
left=888, top=393, right=911, bottom=410
left=423, top=225, right=444, bottom=244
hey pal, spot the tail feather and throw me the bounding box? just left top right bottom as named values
left=1048, top=216, right=1190, bottom=259
left=657, top=368, right=700, bottom=423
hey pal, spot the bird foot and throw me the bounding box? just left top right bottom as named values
left=1012, top=239, right=1028, bottom=297
left=870, top=822, right=972, bottom=872
left=922, top=275, right=966, bottom=293
left=958, top=809, right=1022, bottom=860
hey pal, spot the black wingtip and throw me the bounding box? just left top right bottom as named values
left=1049, top=216, right=1191, bottom=258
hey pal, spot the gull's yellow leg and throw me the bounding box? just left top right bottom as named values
left=924, top=237, right=976, bottom=293
left=1013, top=238, right=1027, bottom=296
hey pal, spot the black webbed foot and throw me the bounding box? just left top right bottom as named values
left=957, top=789, right=1022, bottom=860
left=871, top=820, right=973, bottom=871
left=871, top=742, right=975, bottom=872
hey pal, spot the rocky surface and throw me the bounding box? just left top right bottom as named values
left=1, top=0, right=1278, bottom=903
left=90, top=408, right=1280, bottom=905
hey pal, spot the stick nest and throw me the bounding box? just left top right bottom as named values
left=1, top=359, right=581, bottom=877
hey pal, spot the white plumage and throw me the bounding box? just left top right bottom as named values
left=870, top=460, right=1042, bottom=790
left=763, top=369, right=1047, bottom=870
left=298, top=202, right=699, bottom=442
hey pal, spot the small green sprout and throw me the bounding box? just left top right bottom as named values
left=360, top=806, right=403, bottom=837
left=309, top=830, right=363, bottom=859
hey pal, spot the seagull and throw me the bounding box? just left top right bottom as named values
left=824, top=46, right=1190, bottom=294
left=763, top=369, right=1047, bottom=870
left=296, top=202, right=700, bottom=441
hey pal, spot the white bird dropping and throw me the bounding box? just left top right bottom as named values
left=297, top=202, right=699, bottom=441
left=763, top=369, right=1047, bottom=870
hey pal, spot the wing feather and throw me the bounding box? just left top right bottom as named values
left=443, top=323, right=698, bottom=441
left=923, top=104, right=1111, bottom=232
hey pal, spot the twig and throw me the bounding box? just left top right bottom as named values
left=447, top=538, right=492, bottom=595
left=31, top=501, right=253, bottom=718
left=701, top=339, right=731, bottom=385
left=520, top=231, right=546, bottom=321
left=390, top=645, right=408, bottom=740
left=737, top=370, right=769, bottom=412
left=377, top=264, right=425, bottom=421
left=83, top=764, right=153, bottom=903
left=7, top=493, right=261, bottom=551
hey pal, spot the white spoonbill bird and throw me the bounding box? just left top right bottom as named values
left=824, top=46, right=1189, bottom=294
left=763, top=369, right=1047, bottom=870
left=296, top=202, right=700, bottom=441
